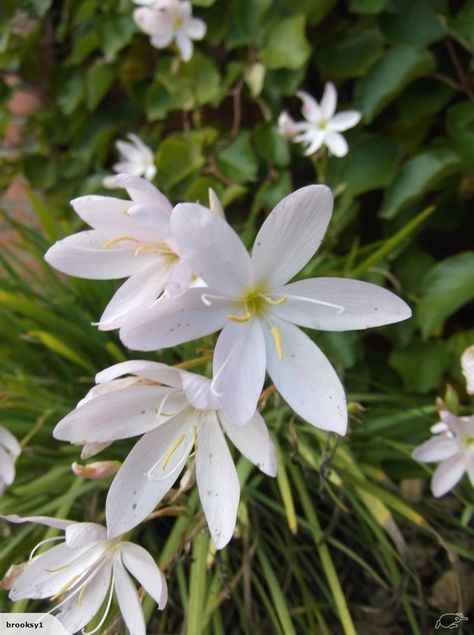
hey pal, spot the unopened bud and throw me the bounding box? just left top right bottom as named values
left=278, top=111, right=298, bottom=140
left=72, top=460, right=121, bottom=480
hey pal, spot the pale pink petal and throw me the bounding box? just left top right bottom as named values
left=65, top=523, right=107, bottom=548
left=297, top=90, right=321, bottom=122
left=431, top=452, right=466, bottom=497
left=252, top=185, right=333, bottom=289
left=126, top=206, right=172, bottom=236
left=179, top=371, right=218, bottom=410
left=328, top=110, right=361, bottom=132
left=219, top=410, right=277, bottom=477
left=320, top=82, right=337, bottom=120
left=119, top=288, right=230, bottom=351
left=439, top=410, right=465, bottom=436
left=430, top=422, right=448, bottom=434
left=81, top=442, right=113, bottom=460
left=113, top=558, right=146, bottom=635
left=114, top=173, right=172, bottom=214
left=213, top=319, right=266, bottom=426
left=171, top=203, right=253, bottom=295
left=186, top=17, right=206, bottom=39
left=95, top=360, right=182, bottom=388
left=176, top=32, right=193, bottom=61
left=263, top=318, right=347, bottom=434
left=274, top=278, right=412, bottom=331
left=70, top=195, right=131, bottom=230
left=324, top=131, right=348, bottom=157
left=164, top=259, right=193, bottom=299
left=196, top=415, right=240, bottom=549
left=106, top=411, right=194, bottom=538
left=121, top=542, right=168, bottom=609
left=412, top=436, right=459, bottom=463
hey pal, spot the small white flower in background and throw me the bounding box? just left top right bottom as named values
left=53, top=360, right=277, bottom=549
left=103, top=133, right=156, bottom=189
left=45, top=175, right=224, bottom=330
left=412, top=410, right=474, bottom=497
left=1, top=514, right=167, bottom=635
left=133, top=0, right=206, bottom=62
left=0, top=426, right=21, bottom=496
left=279, top=82, right=361, bottom=157
left=120, top=185, right=411, bottom=433
left=461, top=345, right=474, bottom=394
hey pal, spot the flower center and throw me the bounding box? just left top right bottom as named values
left=227, top=289, right=287, bottom=323
left=173, top=14, right=184, bottom=29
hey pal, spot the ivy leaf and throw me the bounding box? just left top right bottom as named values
left=349, top=0, right=388, bottom=14
left=217, top=132, right=259, bottom=184
left=378, top=0, right=446, bottom=46
left=316, top=29, right=383, bottom=77
left=155, top=133, right=206, bottom=190
left=446, top=102, right=474, bottom=169
left=389, top=341, right=449, bottom=393
left=86, top=61, right=116, bottom=111
left=260, top=16, right=311, bottom=70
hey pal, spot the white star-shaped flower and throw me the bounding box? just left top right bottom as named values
left=412, top=410, right=474, bottom=497
left=280, top=82, right=361, bottom=157
left=1, top=514, right=167, bottom=635
left=461, top=345, right=474, bottom=395
left=120, top=185, right=412, bottom=432
left=103, top=133, right=156, bottom=189
left=0, top=426, right=21, bottom=496
left=133, top=0, right=206, bottom=62
left=53, top=360, right=277, bottom=549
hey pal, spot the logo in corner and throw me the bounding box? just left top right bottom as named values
left=435, top=612, right=469, bottom=630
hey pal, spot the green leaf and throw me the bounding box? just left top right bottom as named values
left=217, top=132, right=259, bottom=184
left=261, top=16, right=311, bottom=70
left=355, top=45, right=436, bottom=123
left=254, top=124, right=290, bottom=168
left=227, top=0, right=272, bottom=48
left=417, top=252, right=474, bottom=338
left=349, top=0, right=388, bottom=13
left=155, top=133, right=206, bottom=190
left=25, top=0, right=52, bottom=18
left=57, top=70, right=84, bottom=115
left=86, top=61, right=116, bottom=111
left=378, top=0, right=446, bottom=46
left=98, top=15, right=137, bottom=62
left=316, top=29, right=384, bottom=78
left=448, top=0, right=474, bottom=52
left=446, top=102, right=474, bottom=169
left=379, top=148, right=461, bottom=219
left=328, top=134, right=400, bottom=197
left=397, top=78, right=454, bottom=123
left=389, top=341, right=449, bottom=393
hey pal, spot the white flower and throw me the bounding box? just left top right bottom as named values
left=277, top=111, right=298, bottom=141
left=133, top=0, right=206, bottom=62
left=0, top=426, right=21, bottom=496
left=53, top=360, right=277, bottom=549
left=461, top=345, right=474, bottom=395
left=412, top=410, right=474, bottom=497
left=280, top=82, right=361, bottom=157
left=1, top=514, right=167, bottom=635
left=120, top=186, right=412, bottom=432
left=103, top=134, right=156, bottom=189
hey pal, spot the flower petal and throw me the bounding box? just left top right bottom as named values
left=171, top=203, right=253, bottom=295
left=196, top=414, right=240, bottom=549
left=296, top=90, right=321, bottom=122
left=0, top=426, right=21, bottom=456
left=176, top=32, right=193, bottom=61
left=186, top=17, right=206, bottom=39
left=219, top=410, right=277, bottom=477
left=274, top=278, right=412, bottom=331
left=65, top=523, right=107, bottom=548
left=0, top=447, right=16, bottom=485
left=1, top=514, right=73, bottom=530
left=328, top=110, right=361, bottom=132
left=126, top=206, right=172, bottom=237
left=180, top=371, right=218, bottom=410
left=121, top=542, right=168, bottom=609
left=213, top=319, right=266, bottom=426
left=324, top=131, right=348, bottom=157
left=150, top=32, right=175, bottom=48
left=114, top=173, right=172, bottom=214
left=302, top=131, right=325, bottom=156
left=251, top=185, right=333, bottom=289
left=113, top=558, right=146, bottom=635
left=53, top=385, right=175, bottom=444
left=263, top=318, right=347, bottom=434
left=119, top=288, right=229, bottom=351
left=412, top=436, right=459, bottom=462
left=431, top=452, right=466, bottom=497
left=95, top=360, right=182, bottom=387
left=106, top=411, right=194, bottom=537
left=70, top=195, right=131, bottom=231
left=320, top=82, right=337, bottom=120
left=164, top=259, right=193, bottom=299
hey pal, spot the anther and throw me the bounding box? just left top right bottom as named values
left=161, top=433, right=186, bottom=470
left=261, top=294, right=288, bottom=305
left=101, top=236, right=139, bottom=249
left=271, top=326, right=284, bottom=360
left=228, top=311, right=252, bottom=323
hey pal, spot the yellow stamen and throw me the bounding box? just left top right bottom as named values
left=101, top=236, right=139, bottom=249
left=228, top=311, right=252, bottom=323
left=50, top=575, right=81, bottom=601
left=134, top=244, right=161, bottom=256
left=271, top=326, right=284, bottom=360
left=162, top=433, right=186, bottom=470
left=78, top=578, right=92, bottom=605
left=262, top=294, right=287, bottom=305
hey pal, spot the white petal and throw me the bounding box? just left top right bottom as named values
left=81, top=442, right=113, bottom=459
left=1, top=514, right=73, bottom=530
left=53, top=385, right=174, bottom=444
left=439, top=410, right=468, bottom=437
left=176, top=32, right=193, bottom=61
left=252, top=185, right=333, bottom=289
left=106, top=411, right=193, bottom=537
left=120, top=288, right=230, bottom=351
left=431, top=452, right=466, bottom=497
left=180, top=371, right=218, bottom=410
left=209, top=188, right=225, bottom=217
left=467, top=448, right=474, bottom=486
left=114, top=173, right=172, bottom=214
left=296, top=90, right=321, bottom=123
left=186, top=17, right=206, bottom=39
left=412, top=436, right=459, bottom=462
left=263, top=318, right=347, bottom=434
left=121, top=542, right=167, bottom=609
left=302, top=131, right=325, bottom=156
left=171, top=203, right=253, bottom=295
left=212, top=320, right=266, bottom=426
left=45, top=230, right=150, bottom=280
left=219, top=410, right=277, bottom=476
left=164, top=259, right=193, bottom=299
left=0, top=447, right=16, bottom=484
left=320, top=82, right=337, bottom=120
left=196, top=414, right=240, bottom=549
left=70, top=195, right=132, bottom=231
left=430, top=422, right=448, bottom=434
left=98, top=261, right=170, bottom=331
left=324, top=131, right=348, bottom=157
left=95, top=360, right=182, bottom=388
left=328, top=110, right=361, bottom=132
left=65, top=523, right=107, bottom=548
left=150, top=32, right=175, bottom=48
left=127, top=206, right=172, bottom=237
left=113, top=558, right=146, bottom=635
left=461, top=345, right=474, bottom=394
left=274, top=278, right=412, bottom=331
left=133, top=7, right=171, bottom=37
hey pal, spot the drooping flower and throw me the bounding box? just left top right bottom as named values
left=412, top=410, right=474, bottom=497
left=461, top=345, right=474, bottom=395
left=103, top=134, right=156, bottom=189
left=120, top=186, right=412, bottom=432
left=279, top=83, right=361, bottom=157
left=53, top=360, right=277, bottom=548
left=0, top=425, right=21, bottom=496
left=133, top=0, right=206, bottom=62
left=1, top=514, right=167, bottom=635
left=45, top=176, right=222, bottom=330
